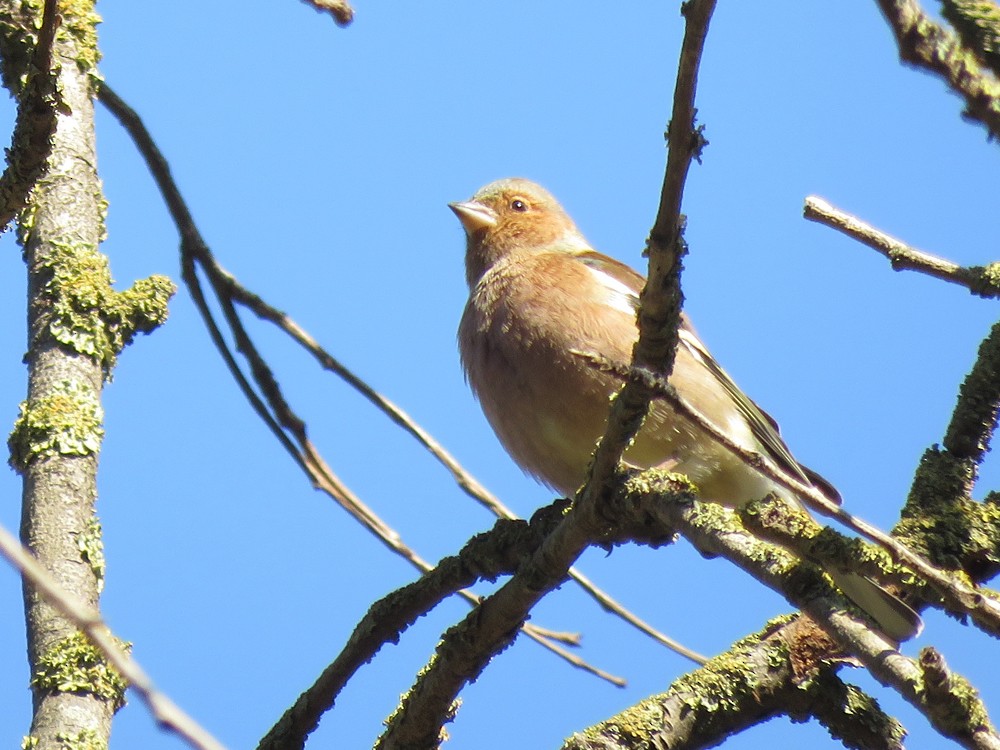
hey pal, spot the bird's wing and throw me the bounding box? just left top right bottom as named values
left=572, top=248, right=840, bottom=504
left=574, top=250, right=644, bottom=311
left=677, top=318, right=842, bottom=504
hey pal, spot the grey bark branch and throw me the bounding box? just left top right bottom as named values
left=563, top=616, right=906, bottom=750
left=875, top=0, right=1000, bottom=138
left=11, top=4, right=114, bottom=746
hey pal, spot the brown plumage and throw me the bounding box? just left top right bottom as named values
left=451, top=177, right=921, bottom=642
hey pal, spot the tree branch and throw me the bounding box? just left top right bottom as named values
left=563, top=616, right=906, bottom=750
left=875, top=0, right=1000, bottom=139
left=2, top=2, right=168, bottom=746
left=372, top=4, right=719, bottom=747
left=941, top=0, right=1000, bottom=82
left=259, top=504, right=580, bottom=750
left=803, top=195, right=1000, bottom=590
left=586, top=0, right=715, bottom=492
left=300, top=0, right=354, bottom=26
left=633, top=473, right=1000, bottom=750
left=803, top=196, right=1000, bottom=298
left=0, top=523, right=226, bottom=750
left=575, top=350, right=1000, bottom=639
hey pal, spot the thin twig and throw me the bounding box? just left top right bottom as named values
left=0, top=524, right=227, bottom=750
left=804, top=196, right=1000, bottom=298
left=584, top=0, right=715, bottom=492
left=95, top=82, right=623, bottom=683
left=221, top=261, right=705, bottom=664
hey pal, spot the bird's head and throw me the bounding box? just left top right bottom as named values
left=450, top=178, right=589, bottom=287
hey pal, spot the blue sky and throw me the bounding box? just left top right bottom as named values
left=2, top=1, right=999, bottom=748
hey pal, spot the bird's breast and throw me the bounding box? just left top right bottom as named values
left=458, top=253, right=782, bottom=504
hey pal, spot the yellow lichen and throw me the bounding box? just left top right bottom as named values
left=32, top=632, right=128, bottom=712
left=8, top=379, right=104, bottom=472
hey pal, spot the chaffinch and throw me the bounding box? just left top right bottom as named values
left=450, top=177, right=921, bottom=642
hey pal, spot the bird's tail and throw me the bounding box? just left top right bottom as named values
left=829, top=569, right=923, bottom=643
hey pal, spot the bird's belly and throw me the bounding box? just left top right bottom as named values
left=627, top=424, right=780, bottom=507
left=481, top=372, right=778, bottom=505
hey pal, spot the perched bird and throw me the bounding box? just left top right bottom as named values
left=451, top=177, right=921, bottom=642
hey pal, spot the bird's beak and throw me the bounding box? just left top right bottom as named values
left=449, top=200, right=497, bottom=234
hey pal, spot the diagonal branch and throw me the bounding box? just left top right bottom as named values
left=94, top=82, right=628, bottom=687
left=875, top=0, right=1000, bottom=139
left=372, top=3, right=719, bottom=748
left=0, top=523, right=226, bottom=750
left=632, top=473, right=1000, bottom=750
left=258, top=503, right=574, bottom=750
left=803, top=196, right=1000, bottom=299
left=563, top=616, right=907, bottom=750
left=575, top=350, right=1000, bottom=638
left=585, top=0, right=715, bottom=492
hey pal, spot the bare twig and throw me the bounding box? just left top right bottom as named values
left=224, top=276, right=705, bottom=664
left=96, top=80, right=702, bottom=664
left=875, top=0, right=1000, bottom=139
left=94, top=82, right=626, bottom=686
left=804, top=196, right=1000, bottom=298
left=0, top=524, right=226, bottom=750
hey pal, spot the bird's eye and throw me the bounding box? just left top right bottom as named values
left=510, top=199, right=527, bottom=212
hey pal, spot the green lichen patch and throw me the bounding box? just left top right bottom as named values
left=8, top=378, right=104, bottom=472
left=58, top=0, right=102, bottom=80
left=0, top=0, right=102, bottom=95
left=897, top=448, right=1000, bottom=580
left=32, top=631, right=128, bottom=712
left=971, top=262, right=1000, bottom=297
left=576, top=625, right=790, bottom=748
left=943, top=0, right=1000, bottom=76
left=34, top=242, right=175, bottom=375
left=622, top=467, right=698, bottom=498
left=21, top=737, right=39, bottom=750
left=55, top=729, right=106, bottom=750
left=0, top=1, right=46, bottom=94
left=920, top=649, right=994, bottom=739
